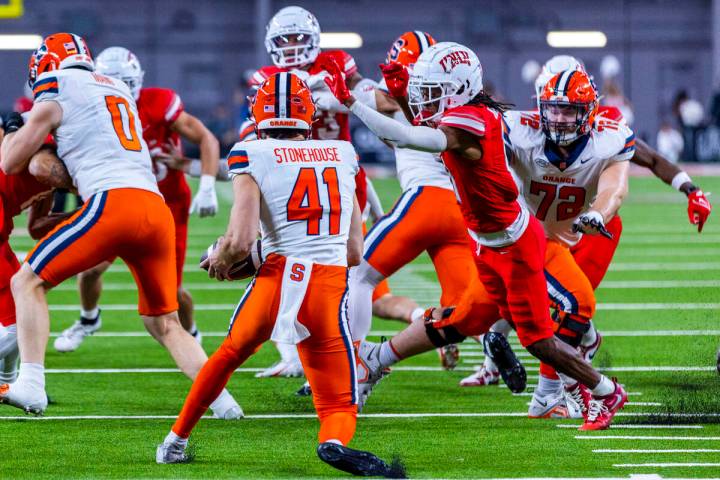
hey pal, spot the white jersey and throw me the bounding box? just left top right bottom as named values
left=504, top=110, right=635, bottom=246
left=33, top=69, right=158, bottom=200
left=227, top=138, right=359, bottom=266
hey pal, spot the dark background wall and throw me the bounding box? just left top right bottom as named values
left=0, top=0, right=713, bottom=148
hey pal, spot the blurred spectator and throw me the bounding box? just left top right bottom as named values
left=601, top=79, right=634, bottom=125
left=673, top=89, right=705, bottom=128
left=656, top=121, right=684, bottom=163
left=206, top=103, right=237, bottom=153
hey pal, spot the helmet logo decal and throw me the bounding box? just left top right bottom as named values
left=439, top=50, right=471, bottom=72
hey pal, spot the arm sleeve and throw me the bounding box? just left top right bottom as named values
left=611, top=128, right=636, bottom=162
left=163, top=92, right=184, bottom=123
left=349, top=100, right=447, bottom=153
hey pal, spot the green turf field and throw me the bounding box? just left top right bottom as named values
left=1, top=176, right=719, bottom=479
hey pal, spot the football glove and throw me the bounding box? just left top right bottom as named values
left=379, top=62, right=409, bottom=98
left=572, top=210, right=612, bottom=238
left=687, top=190, right=712, bottom=233
left=3, top=112, right=24, bottom=134
left=189, top=174, right=218, bottom=217
left=318, top=57, right=352, bottom=104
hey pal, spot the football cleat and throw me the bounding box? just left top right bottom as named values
left=528, top=390, right=581, bottom=419
left=355, top=340, right=389, bottom=412
left=255, top=360, right=304, bottom=378
left=565, top=382, right=591, bottom=419
left=716, top=347, right=720, bottom=375
left=483, top=332, right=526, bottom=393
left=0, top=382, right=48, bottom=415
left=579, top=328, right=602, bottom=363
left=317, top=442, right=406, bottom=478
left=580, top=380, right=627, bottom=431
left=156, top=441, right=189, bottom=464
left=295, top=382, right=312, bottom=397
left=459, top=365, right=500, bottom=387
left=438, top=344, right=459, bottom=370
left=53, top=312, right=102, bottom=353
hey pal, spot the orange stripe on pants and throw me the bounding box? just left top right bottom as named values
left=172, top=254, right=357, bottom=445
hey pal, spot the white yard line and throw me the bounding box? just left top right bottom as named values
left=576, top=436, right=720, bottom=441
left=557, top=424, right=701, bottom=429
left=625, top=402, right=663, bottom=407
left=596, top=449, right=720, bottom=453
left=43, top=366, right=529, bottom=374
left=613, top=463, right=720, bottom=468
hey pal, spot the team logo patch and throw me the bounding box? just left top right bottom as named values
left=63, top=42, right=78, bottom=55
left=535, top=158, right=550, bottom=168
left=264, top=105, right=275, bottom=112
left=439, top=50, right=471, bottom=72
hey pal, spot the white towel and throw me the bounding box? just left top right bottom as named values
left=271, top=257, right=313, bottom=345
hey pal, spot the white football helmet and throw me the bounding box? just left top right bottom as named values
left=534, top=55, right=585, bottom=102
left=95, top=46, right=144, bottom=100
left=407, top=42, right=484, bottom=123
left=265, top=6, right=321, bottom=69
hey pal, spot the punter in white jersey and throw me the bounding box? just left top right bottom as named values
left=345, top=32, right=478, bottom=373
left=0, top=33, right=241, bottom=418
left=502, top=69, right=632, bottom=419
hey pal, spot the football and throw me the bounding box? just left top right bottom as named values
left=199, top=239, right=263, bottom=280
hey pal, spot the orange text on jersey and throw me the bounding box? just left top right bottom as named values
left=542, top=175, right=576, bottom=184
left=92, top=73, right=114, bottom=85
left=274, top=147, right=341, bottom=164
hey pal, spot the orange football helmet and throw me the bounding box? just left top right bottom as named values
left=386, top=31, right=436, bottom=68
left=28, top=33, right=94, bottom=87
left=539, top=70, right=598, bottom=146
left=251, top=72, right=315, bottom=136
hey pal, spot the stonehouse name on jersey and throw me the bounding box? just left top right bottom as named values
left=274, top=146, right=342, bottom=164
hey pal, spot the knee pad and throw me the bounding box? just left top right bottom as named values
left=552, top=311, right=591, bottom=348
left=424, top=309, right=467, bottom=347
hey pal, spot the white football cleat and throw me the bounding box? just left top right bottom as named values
left=438, top=344, right=459, bottom=370
left=54, top=314, right=102, bottom=353
left=355, top=340, right=388, bottom=412
left=0, top=381, right=48, bottom=415
left=190, top=328, right=203, bottom=346
left=564, top=382, right=591, bottom=419
left=254, top=360, right=304, bottom=378
left=156, top=441, right=189, bottom=464
left=528, top=390, right=581, bottom=419
left=579, top=329, right=602, bottom=363
left=459, top=364, right=500, bottom=387
left=212, top=404, right=244, bottom=420
left=209, top=389, right=244, bottom=420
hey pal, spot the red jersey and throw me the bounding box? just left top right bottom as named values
left=597, top=105, right=624, bottom=123
left=439, top=105, right=521, bottom=234
left=0, top=170, right=51, bottom=242
left=251, top=50, right=358, bottom=141
left=355, top=166, right=368, bottom=212
left=136, top=87, right=190, bottom=202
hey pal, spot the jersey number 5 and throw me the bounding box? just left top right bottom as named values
left=105, top=96, right=142, bottom=152
left=530, top=181, right=586, bottom=222
left=287, top=167, right=342, bottom=236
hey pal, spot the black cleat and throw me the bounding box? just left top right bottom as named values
left=716, top=348, right=720, bottom=375
left=483, top=331, right=526, bottom=393
left=317, top=442, right=406, bottom=478
left=295, top=383, right=312, bottom=397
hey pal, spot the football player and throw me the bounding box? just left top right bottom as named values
left=156, top=72, right=403, bottom=478
left=53, top=46, right=220, bottom=353
left=251, top=6, right=420, bottom=379
left=0, top=33, right=240, bottom=419
left=345, top=31, right=479, bottom=372
left=323, top=42, right=627, bottom=430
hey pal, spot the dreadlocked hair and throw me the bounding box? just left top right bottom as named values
left=467, top=91, right=514, bottom=113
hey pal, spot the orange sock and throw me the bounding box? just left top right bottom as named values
left=318, top=411, right=357, bottom=446
left=539, top=362, right=560, bottom=380
left=172, top=341, right=242, bottom=438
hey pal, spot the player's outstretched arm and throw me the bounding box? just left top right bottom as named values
left=206, top=174, right=260, bottom=281
left=632, top=138, right=711, bottom=231
left=347, top=195, right=363, bottom=267
left=27, top=195, right=75, bottom=240
left=1, top=103, right=61, bottom=175
left=593, top=160, right=630, bottom=224
left=172, top=111, right=220, bottom=217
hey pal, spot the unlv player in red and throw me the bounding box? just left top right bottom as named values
left=53, top=46, right=222, bottom=355
left=0, top=114, right=75, bottom=384
left=323, top=42, right=627, bottom=430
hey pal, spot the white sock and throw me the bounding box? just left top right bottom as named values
left=323, top=438, right=343, bottom=445
left=491, top=319, right=513, bottom=336
left=80, top=307, right=100, bottom=320
left=209, top=389, right=235, bottom=411
left=590, top=375, right=615, bottom=396
left=0, top=324, right=17, bottom=358
left=535, top=375, right=562, bottom=397
left=379, top=341, right=400, bottom=368
left=18, top=362, right=45, bottom=390
left=164, top=430, right=188, bottom=446
left=275, top=342, right=299, bottom=363
left=557, top=371, right=578, bottom=387
left=409, top=307, right=425, bottom=322
left=581, top=322, right=597, bottom=347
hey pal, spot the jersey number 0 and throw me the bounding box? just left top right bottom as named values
left=287, top=167, right=342, bottom=236
left=105, top=96, right=142, bottom=152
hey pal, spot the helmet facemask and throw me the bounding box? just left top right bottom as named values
left=539, top=100, right=596, bottom=146
left=407, top=78, right=459, bottom=124
left=266, top=31, right=319, bottom=68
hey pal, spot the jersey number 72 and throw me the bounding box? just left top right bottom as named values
left=530, top=181, right=586, bottom=222
left=287, top=167, right=342, bottom=236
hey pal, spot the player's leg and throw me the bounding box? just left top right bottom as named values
left=167, top=195, right=200, bottom=339
left=157, top=256, right=283, bottom=463
left=120, top=190, right=241, bottom=419
left=348, top=187, right=434, bottom=341
left=0, top=243, right=20, bottom=383
left=55, top=260, right=111, bottom=352
left=2, top=192, right=115, bottom=413
left=370, top=283, right=422, bottom=325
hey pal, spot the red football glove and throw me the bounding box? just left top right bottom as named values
left=379, top=62, right=409, bottom=98
left=688, top=190, right=712, bottom=232
left=316, top=57, right=352, bottom=104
